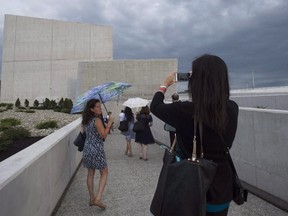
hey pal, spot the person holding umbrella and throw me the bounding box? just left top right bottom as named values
left=121, top=106, right=135, bottom=157
left=82, top=99, right=114, bottom=209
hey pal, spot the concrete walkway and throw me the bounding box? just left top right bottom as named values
left=54, top=131, right=288, bottom=216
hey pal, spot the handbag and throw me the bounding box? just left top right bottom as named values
left=118, top=120, right=128, bottom=132
left=220, top=137, right=247, bottom=205
left=73, top=131, right=86, bottom=152
left=150, top=120, right=218, bottom=216
left=132, top=120, right=145, bottom=133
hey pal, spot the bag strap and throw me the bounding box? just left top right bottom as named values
left=219, top=136, right=242, bottom=184
left=191, top=119, right=205, bottom=161
left=169, top=135, right=177, bottom=153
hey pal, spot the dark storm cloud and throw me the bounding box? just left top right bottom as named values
left=0, top=0, right=287, bottom=89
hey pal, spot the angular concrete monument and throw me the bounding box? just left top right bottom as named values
left=1, top=14, right=113, bottom=103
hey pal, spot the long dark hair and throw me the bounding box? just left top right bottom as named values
left=140, top=106, right=150, bottom=115
left=82, top=99, right=100, bottom=125
left=124, top=106, right=133, bottom=122
left=188, top=54, right=230, bottom=134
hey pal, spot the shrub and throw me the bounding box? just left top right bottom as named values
left=0, top=137, right=12, bottom=151
left=15, top=98, right=21, bottom=108
left=50, top=100, right=57, bottom=109
left=36, top=120, right=58, bottom=129
left=58, top=98, right=64, bottom=109
left=42, top=98, right=51, bottom=109
left=24, top=110, right=35, bottom=113
left=62, top=98, right=73, bottom=113
left=0, top=126, right=31, bottom=151
left=15, top=110, right=24, bottom=112
left=33, top=100, right=39, bottom=107
left=1, top=126, right=31, bottom=140
left=24, top=99, right=29, bottom=107
left=0, top=118, right=21, bottom=131
left=53, top=108, right=62, bottom=112
left=7, top=103, right=13, bottom=109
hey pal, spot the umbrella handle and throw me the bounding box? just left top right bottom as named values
left=98, top=93, right=109, bottom=114
left=102, top=102, right=109, bottom=114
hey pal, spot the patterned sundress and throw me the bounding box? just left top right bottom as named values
left=83, top=117, right=107, bottom=170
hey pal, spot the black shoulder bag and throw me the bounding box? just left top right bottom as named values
left=150, top=119, right=218, bottom=216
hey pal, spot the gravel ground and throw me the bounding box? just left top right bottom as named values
left=0, top=109, right=81, bottom=137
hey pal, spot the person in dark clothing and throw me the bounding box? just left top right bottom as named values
left=135, top=106, right=155, bottom=161
left=166, top=93, right=179, bottom=146
left=150, top=54, right=239, bottom=216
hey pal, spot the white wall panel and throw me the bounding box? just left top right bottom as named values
left=0, top=63, right=14, bottom=101
left=13, top=61, right=51, bottom=102
left=2, top=15, right=16, bottom=61
left=14, top=16, right=52, bottom=61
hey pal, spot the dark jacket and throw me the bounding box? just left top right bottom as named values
left=150, top=91, right=239, bottom=204
left=135, top=113, right=155, bottom=144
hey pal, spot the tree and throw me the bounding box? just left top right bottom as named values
left=15, top=98, right=21, bottom=108
left=58, top=98, right=64, bottom=109
left=33, top=100, right=39, bottom=107
left=43, top=98, right=51, bottom=109
left=24, top=99, right=29, bottom=107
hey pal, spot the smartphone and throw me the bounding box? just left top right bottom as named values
left=175, top=72, right=190, bottom=82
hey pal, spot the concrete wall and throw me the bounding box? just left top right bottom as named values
left=0, top=118, right=82, bottom=216
left=1, top=14, right=113, bottom=103
left=77, top=59, right=178, bottom=125
left=230, top=86, right=288, bottom=110
left=231, top=95, right=288, bottom=110
left=232, top=108, right=288, bottom=207
left=150, top=107, right=288, bottom=209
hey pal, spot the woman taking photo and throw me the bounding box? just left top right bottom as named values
left=150, top=54, right=239, bottom=216
left=82, top=99, right=114, bottom=209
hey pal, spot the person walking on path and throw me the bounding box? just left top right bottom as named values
left=150, top=54, right=239, bottom=215
left=135, top=106, right=155, bottom=161
left=121, top=107, right=135, bottom=157
left=82, top=99, right=114, bottom=209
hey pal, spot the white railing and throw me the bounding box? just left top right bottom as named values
left=0, top=118, right=82, bottom=216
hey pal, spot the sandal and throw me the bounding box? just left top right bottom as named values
left=89, top=200, right=94, bottom=206
left=94, top=199, right=106, bottom=209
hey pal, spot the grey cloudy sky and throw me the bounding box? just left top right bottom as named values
left=0, top=0, right=287, bottom=89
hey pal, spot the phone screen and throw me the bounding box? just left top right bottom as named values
left=176, top=73, right=190, bottom=82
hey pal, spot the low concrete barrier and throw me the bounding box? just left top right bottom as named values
left=151, top=107, right=288, bottom=211
left=0, top=118, right=82, bottom=216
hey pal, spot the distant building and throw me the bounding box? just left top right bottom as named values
left=0, top=15, right=176, bottom=104
left=1, top=14, right=113, bottom=103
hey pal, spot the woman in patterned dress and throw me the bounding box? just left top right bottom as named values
left=82, top=99, right=114, bottom=209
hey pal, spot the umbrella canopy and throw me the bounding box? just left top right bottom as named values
left=122, top=97, right=149, bottom=109
left=71, top=81, right=131, bottom=114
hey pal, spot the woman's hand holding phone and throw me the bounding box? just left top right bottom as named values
left=163, top=72, right=176, bottom=88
